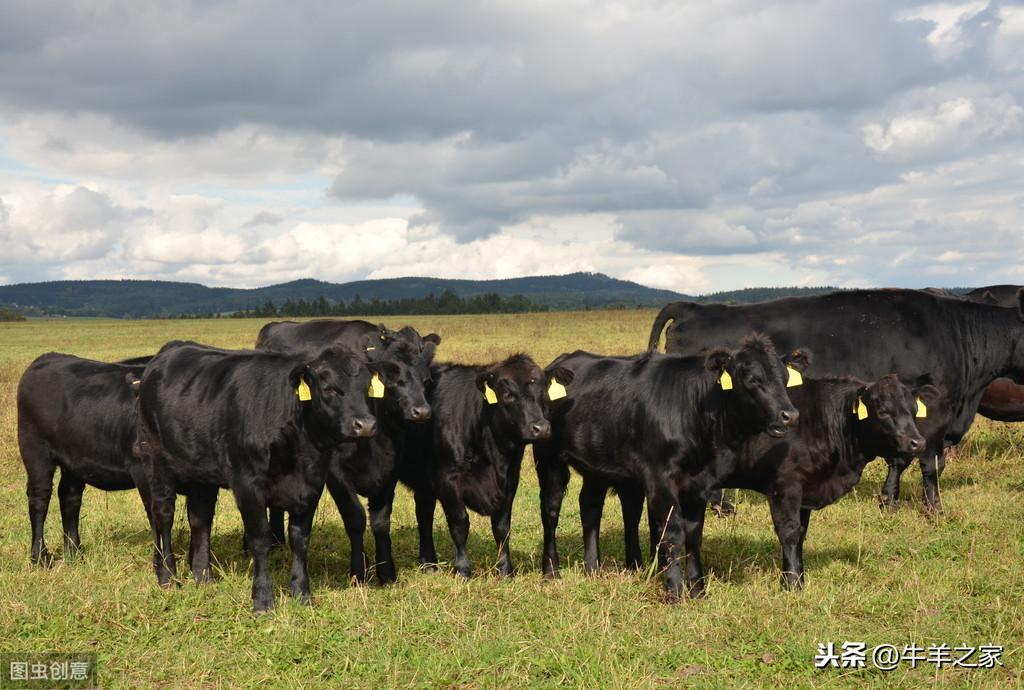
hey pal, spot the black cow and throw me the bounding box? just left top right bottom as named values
left=269, top=339, right=437, bottom=584
left=256, top=318, right=440, bottom=359
left=17, top=353, right=151, bottom=564
left=534, top=335, right=803, bottom=599
left=963, top=286, right=1024, bottom=423
left=613, top=373, right=941, bottom=588
left=401, top=354, right=564, bottom=580
left=135, top=341, right=380, bottom=611
left=648, top=288, right=1024, bottom=512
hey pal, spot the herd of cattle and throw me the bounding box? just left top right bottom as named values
left=16, top=285, right=1024, bottom=609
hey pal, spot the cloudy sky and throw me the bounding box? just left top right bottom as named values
left=1, top=0, right=1022, bottom=294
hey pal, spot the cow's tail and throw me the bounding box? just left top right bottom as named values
left=647, top=302, right=684, bottom=352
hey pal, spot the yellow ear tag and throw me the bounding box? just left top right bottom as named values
left=786, top=365, right=803, bottom=388
left=368, top=373, right=385, bottom=399
left=296, top=378, right=312, bottom=402
left=855, top=398, right=869, bottom=420
left=548, top=378, right=567, bottom=401
left=483, top=381, right=498, bottom=405
left=719, top=370, right=733, bottom=390
left=916, top=398, right=927, bottom=419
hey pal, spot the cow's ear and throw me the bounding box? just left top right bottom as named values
left=549, top=366, right=575, bottom=385
left=423, top=333, right=442, bottom=346
left=358, top=333, right=382, bottom=357
left=125, top=372, right=141, bottom=395
left=421, top=340, right=438, bottom=364
left=475, top=369, right=496, bottom=392
left=783, top=348, right=812, bottom=372
left=913, top=383, right=942, bottom=407
left=290, top=362, right=309, bottom=385
left=368, top=360, right=400, bottom=384
left=704, top=348, right=733, bottom=374
left=1017, top=287, right=1024, bottom=321
left=377, top=324, right=396, bottom=344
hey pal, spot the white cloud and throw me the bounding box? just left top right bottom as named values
left=899, top=2, right=990, bottom=60
left=862, top=88, right=1022, bottom=160
left=990, top=5, right=1024, bottom=71
left=1, top=1, right=1023, bottom=293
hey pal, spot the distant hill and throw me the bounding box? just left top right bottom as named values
left=1, top=275, right=972, bottom=318
left=0, top=273, right=687, bottom=318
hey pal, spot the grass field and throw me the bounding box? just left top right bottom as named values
left=1, top=312, right=1022, bottom=688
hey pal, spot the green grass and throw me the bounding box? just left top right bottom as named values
left=1, top=313, right=1021, bottom=688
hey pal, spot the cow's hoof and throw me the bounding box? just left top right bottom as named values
left=711, top=501, right=736, bottom=518
left=252, top=597, right=275, bottom=613
left=32, top=550, right=54, bottom=568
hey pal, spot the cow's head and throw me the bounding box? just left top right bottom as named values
left=856, top=375, right=937, bottom=456
left=295, top=348, right=378, bottom=439
left=365, top=341, right=432, bottom=422
left=370, top=324, right=443, bottom=356
left=706, top=334, right=807, bottom=438
left=477, top=353, right=566, bottom=441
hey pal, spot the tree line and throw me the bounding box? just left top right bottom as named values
left=169, top=290, right=549, bottom=319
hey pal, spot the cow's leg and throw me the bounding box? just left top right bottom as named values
left=879, top=459, right=905, bottom=511
left=579, top=477, right=607, bottom=575
left=648, top=501, right=660, bottom=567
left=24, top=443, right=56, bottom=566
left=618, top=483, right=644, bottom=570
left=680, top=493, right=708, bottom=598
left=57, top=472, right=86, bottom=557
left=288, top=500, right=319, bottom=605
left=148, top=462, right=178, bottom=588
left=186, top=485, right=218, bottom=584
left=413, top=487, right=439, bottom=570
left=128, top=463, right=153, bottom=525
left=438, top=489, right=472, bottom=580
left=646, top=483, right=685, bottom=600
left=799, top=507, right=811, bottom=543
left=243, top=508, right=286, bottom=553
left=325, top=474, right=368, bottom=583
left=491, top=462, right=522, bottom=578
left=269, top=508, right=287, bottom=547
left=919, top=445, right=946, bottom=514
left=368, top=480, right=398, bottom=584
left=535, top=454, right=569, bottom=579
left=768, top=491, right=805, bottom=590
left=707, top=487, right=736, bottom=518
left=233, top=484, right=275, bottom=612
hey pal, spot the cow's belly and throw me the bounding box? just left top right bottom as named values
left=977, top=378, right=1024, bottom=422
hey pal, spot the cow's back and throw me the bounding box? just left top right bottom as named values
left=18, top=353, right=142, bottom=490
left=256, top=319, right=378, bottom=356
left=659, top=289, right=1024, bottom=444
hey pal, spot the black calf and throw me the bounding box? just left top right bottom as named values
left=135, top=341, right=380, bottom=611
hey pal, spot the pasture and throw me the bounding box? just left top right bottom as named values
left=1, top=312, right=1022, bottom=688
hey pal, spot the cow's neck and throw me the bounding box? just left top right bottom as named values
left=478, top=407, right=521, bottom=459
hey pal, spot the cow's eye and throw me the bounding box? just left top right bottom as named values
left=504, top=393, right=518, bottom=403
